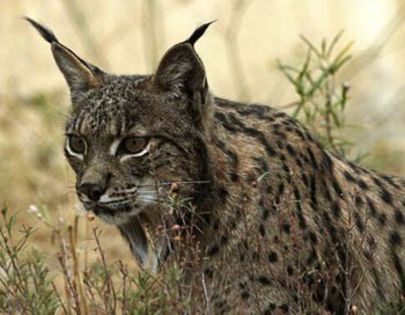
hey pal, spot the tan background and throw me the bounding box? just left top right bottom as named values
left=1, top=0, right=404, bottom=262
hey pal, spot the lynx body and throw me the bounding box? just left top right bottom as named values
left=28, top=18, right=405, bottom=314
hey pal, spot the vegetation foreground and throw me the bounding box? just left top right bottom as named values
left=1, top=32, right=404, bottom=314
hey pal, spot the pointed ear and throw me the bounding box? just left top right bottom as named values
left=154, top=44, right=206, bottom=96
left=50, top=43, right=103, bottom=92
left=25, top=17, right=104, bottom=96
left=153, top=22, right=214, bottom=108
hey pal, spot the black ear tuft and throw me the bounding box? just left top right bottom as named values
left=26, top=16, right=105, bottom=96
left=24, top=17, right=59, bottom=44
left=26, top=17, right=99, bottom=72
left=186, top=20, right=216, bottom=46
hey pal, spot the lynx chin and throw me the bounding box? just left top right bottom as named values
left=27, top=17, right=404, bottom=314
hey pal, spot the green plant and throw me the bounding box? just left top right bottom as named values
left=0, top=204, right=194, bottom=315
left=0, top=208, right=62, bottom=315
left=3, top=31, right=402, bottom=314
left=278, top=32, right=354, bottom=158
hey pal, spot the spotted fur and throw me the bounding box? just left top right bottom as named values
left=27, top=18, right=405, bottom=314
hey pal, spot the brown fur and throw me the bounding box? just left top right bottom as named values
left=27, top=18, right=405, bottom=314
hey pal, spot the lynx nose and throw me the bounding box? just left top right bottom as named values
left=79, top=183, right=105, bottom=202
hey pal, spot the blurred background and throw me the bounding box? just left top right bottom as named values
left=1, top=0, right=404, bottom=263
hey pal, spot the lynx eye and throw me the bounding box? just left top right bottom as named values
left=119, top=137, right=149, bottom=156
left=68, top=134, right=86, bottom=154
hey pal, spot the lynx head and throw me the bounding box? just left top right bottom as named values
left=27, top=18, right=214, bottom=227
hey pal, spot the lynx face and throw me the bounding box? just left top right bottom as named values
left=64, top=76, right=208, bottom=225
left=27, top=18, right=212, bottom=226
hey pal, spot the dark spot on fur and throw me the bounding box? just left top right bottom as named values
left=392, top=251, right=405, bottom=291
left=331, top=201, right=341, bottom=218
left=295, top=157, right=304, bottom=168
left=380, top=188, right=393, bottom=205
left=259, top=224, right=266, bottom=236
left=307, top=147, right=318, bottom=170
left=218, top=187, right=229, bottom=202
left=382, top=175, right=400, bottom=189
left=268, top=251, right=278, bottom=263
left=283, top=164, right=292, bottom=183
left=364, top=250, right=373, bottom=261
left=378, top=213, right=387, bottom=226
left=394, top=210, right=405, bottom=225
left=309, top=175, right=318, bottom=206
left=323, top=180, right=333, bottom=201
left=296, top=203, right=307, bottom=229
left=278, top=182, right=285, bottom=196
left=262, top=208, right=270, bottom=221
left=309, top=231, right=318, bottom=244
left=343, top=171, right=356, bottom=183
left=279, top=304, right=289, bottom=313
left=266, top=185, right=273, bottom=194
left=213, top=219, right=220, bottom=231
left=389, top=231, right=401, bottom=246
left=354, top=212, right=365, bottom=232
left=204, top=268, right=213, bottom=278
left=293, top=186, right=301, bottom=200
left=241, top=291, right=250, bottom=300
left=286, top=144, right=296, bottom=156
left=257, top=276, right=272, bottom=285
left=302, top=173, right=309, bottom=187
left=207, top=244, right=219, bottom=256
left=372, top=176, right=385, bottom=189
left=321, top=151, right=334, bottom=171
left=358, top=179, right=369, bottom=190
left=282, top=223, right=291, bottom=234
left=355, top=196, right=363, bottom=207
left=264, top=303, right=276, bottom=314
left=332, top=181, right=343, bottom=198
left=239, top=281, right=247, bottom=290
left=366, top=198, right=378, bottom=217
left=306, top=247, right=317, bottom=264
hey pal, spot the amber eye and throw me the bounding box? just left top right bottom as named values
left=119, top=137, right=149, bottom=155
left=68, top=135, right=86, bottom=154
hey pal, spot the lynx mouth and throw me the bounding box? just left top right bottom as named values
left=79, top=199, right=143, bottom=225
left=92, top=203, right=133, bottom=215
left=77, top=179, right=160, bottom=224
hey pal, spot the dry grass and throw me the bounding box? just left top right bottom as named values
left=1, top=1, right=405, bottom=313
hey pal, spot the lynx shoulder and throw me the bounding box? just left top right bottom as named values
left=27, top=18, right=405, bottom=314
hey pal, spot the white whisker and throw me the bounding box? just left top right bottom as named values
left=137, top=180, right=210, bottom=187
left=138, top=197, right=158, bottom=201
left=137, top=190, right=159, bottom=193
left=138, top=194, right=158, bottom=199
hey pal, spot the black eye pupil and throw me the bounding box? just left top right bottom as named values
left=122, top=137, right=147, bottom=154
left=70, top=136, right=85, bottom=153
